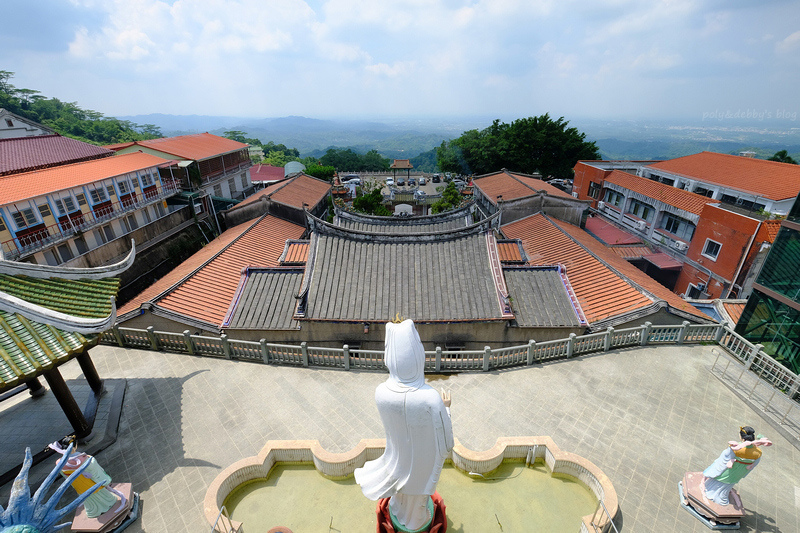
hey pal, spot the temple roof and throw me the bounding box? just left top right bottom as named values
left=0, top=247, right=131, bottom=393
left=333, top=205, right=472, bottom=234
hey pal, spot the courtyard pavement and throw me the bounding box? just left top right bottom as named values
left=1, top=343, right=799, bottom=532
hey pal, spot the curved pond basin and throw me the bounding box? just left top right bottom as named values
left=225, top=461, right=596, bottom=532
left=205, top=437, right=618, bottom=532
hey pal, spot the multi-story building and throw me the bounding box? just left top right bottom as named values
left=0, top=151, right=182, bottom=266
left=572, top=154, right=795, bottom=299
left=107, top=133, right=254, bottom=200
left=735, top=189, right=800, bottom=374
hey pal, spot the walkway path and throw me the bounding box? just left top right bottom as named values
left=2, top=344, right=798, bottom=532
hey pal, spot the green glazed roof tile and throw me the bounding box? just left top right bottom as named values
left=0, top=274, right=119, bottom=318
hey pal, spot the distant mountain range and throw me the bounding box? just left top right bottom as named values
left=118, top=114, right=800, bottom=162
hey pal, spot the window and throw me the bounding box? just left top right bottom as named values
left=228, top=178, right=236, bottom=193
left=37, top=204, right=52, bottom=219
left=117, top=180, right=131, bottom=195
left=241, top=173, right=248, bottom=188
left=660, top=214, right=696, bottom=241
left=140, top=172, right=154, bottom=188
left=628, top=199, right=654, bottom=222
left=55, top=196, right=78, bottom=215
left=122, top=215, right=138, bottom=233
left=588, top=182, right=601, bottom=199
left=702, top=239, right=722, bottom=260
left=75, top=235, right=89, bottom=255
left=94, top=228, right=107, bottom=245
left=693, top=186, right=714, bottom=198
left=76, top=193, right=87, bottom=206
left=5, top=119, right=13, bottom=127
left=12, top=208, right=37, bottom=228
left=142, top=208, right=151, bottom=224
left=0, top=217, right=5, bottom=232
left=104, top=225, right=116, bottom=242
left=106, top=185, right=116, bottom=198
left=57, top=244, right=74, bottom=262
left=43, top=249, right=59, bottom=266
left=604, top=190, right=623, bottom=207
left=89, top=188, right=107, bottom=204
left=213, top=184, right=223, bottom=197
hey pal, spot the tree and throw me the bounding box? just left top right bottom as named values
left=352, top=186, right=391, bottom=216
left=305, top=164, right=335, bottom=181
left=430, top=182, right=463, bottom=214
left=768, top=150, right=798, bottom=164
left=437, top=114, right=599, bottom=179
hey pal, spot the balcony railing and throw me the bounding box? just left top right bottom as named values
left=2, top=180, right=180, bottom=260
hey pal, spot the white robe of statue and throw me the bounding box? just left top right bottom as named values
left=355, top=319, right=454, bottom=531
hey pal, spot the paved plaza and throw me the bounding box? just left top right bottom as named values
left=2, top=343, right=799, bottom=532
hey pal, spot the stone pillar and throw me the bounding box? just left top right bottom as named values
left=43, top=367, right=91, bottom=439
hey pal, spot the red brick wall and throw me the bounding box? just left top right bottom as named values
left=676, top=205, right=760, bottom=297
left=572, top=162, right=609, bottom=208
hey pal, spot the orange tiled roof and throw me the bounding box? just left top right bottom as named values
left=282, top=241, right=309, bottom=264
left=119, top=215, right=305, bottom=326
left=473, top=170, right=574, bottom=204
left=760, top=219, right=782, bottom=242
left=722, top=301, right=746, bottom=324
left=497, top=240, right=524, bottom=262
left=391, top=159, right=413, bottom=169
left=605, top=170, right=712, bottom=215
left=648, top=152, right=800, bottom=201
left=554, top=219, right=708, bottom=320
left=607, top=246, right=653, bottom=259
left=502, top=213, right=706, bottom=324
left=0, top=152, right=172, bottom=206
left=234, top=173, right=330, bottom=210
left=108, top=133, right=248, bottom=161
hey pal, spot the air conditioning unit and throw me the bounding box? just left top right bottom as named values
left=673, top=240, right=689, bottom=252
left=572, top=192, right=579, bottom=198
left=597, top=201, right=605, bottom=209
left=635, top=220, right=647, bottom=231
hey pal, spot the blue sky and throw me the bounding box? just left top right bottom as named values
left=2, top=0, right=799, bottom=121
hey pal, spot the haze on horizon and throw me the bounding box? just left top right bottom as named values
left=2, top=0, right=799, bottom=125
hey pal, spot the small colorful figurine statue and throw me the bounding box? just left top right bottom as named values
left=702, top=426, right=772, bottom=506
left=51, top=442, right=126, bottom=519
left=679, top=426, right=772, bottom=529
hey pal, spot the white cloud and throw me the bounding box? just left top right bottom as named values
left=776, top=30, right=800, bottom=54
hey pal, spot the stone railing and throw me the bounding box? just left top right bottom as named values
left=102, top=321, right=799, bottom=405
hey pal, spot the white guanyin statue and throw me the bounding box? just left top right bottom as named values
left=355, top=319, right=454, bottom=532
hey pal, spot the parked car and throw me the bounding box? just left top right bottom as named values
left=452, top=179, right=467, bottom=189
left=397, top=177, right=406, bottom=186
left=408, top=178, right=416, bottom=186
left=419, top=177, right=427, bottom=185
left=432, top=174, right=441, bottom=183
left=386, top=178, right=395, bottom=187
left=343, top=177, right=361, bottom=185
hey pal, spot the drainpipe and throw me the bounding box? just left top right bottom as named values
left=724, top=219, right=762, bottom=299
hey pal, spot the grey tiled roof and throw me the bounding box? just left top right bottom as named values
left=334, top=206, right=472, bottom=235
left=301, top=231, right=505, bottom=322
left=504, top=267, right=583, bottom=327
left=225, top=268, right=303, bottom=330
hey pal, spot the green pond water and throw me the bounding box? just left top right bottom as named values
left=225, top=461, right=597, bottom=532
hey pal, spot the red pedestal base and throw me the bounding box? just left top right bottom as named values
left=376, top=492, right=447, bottom=533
